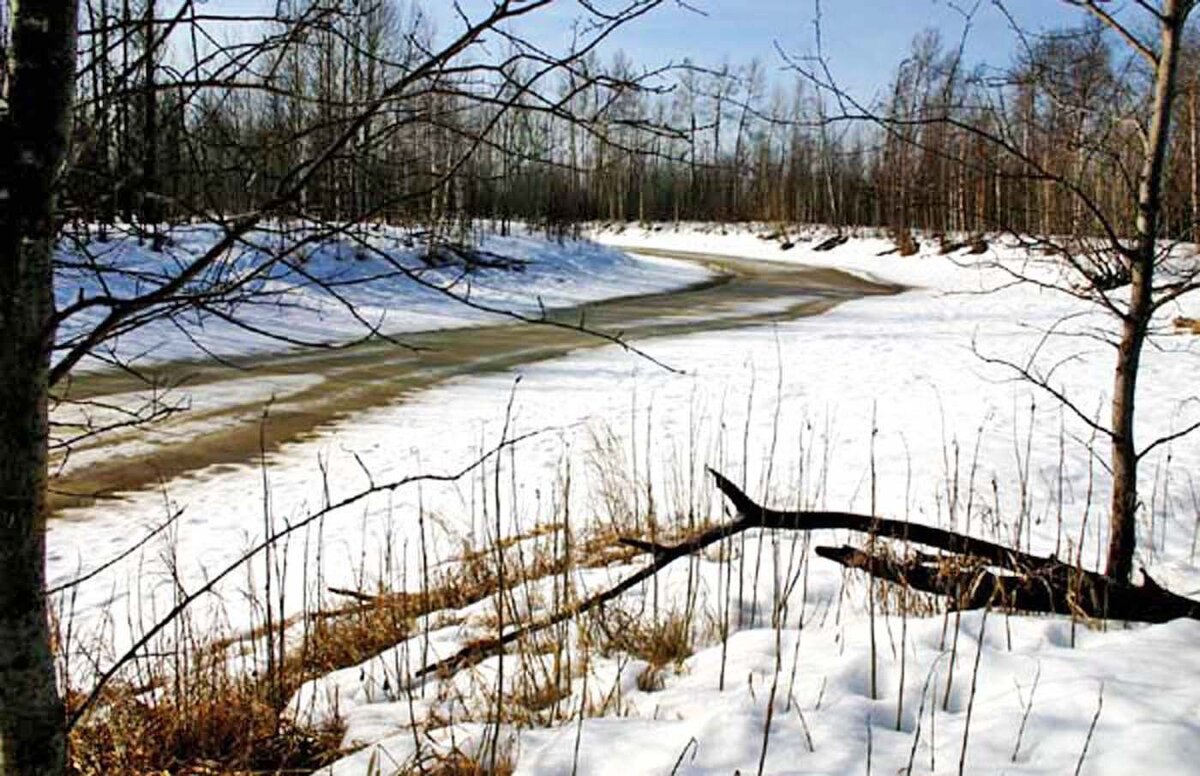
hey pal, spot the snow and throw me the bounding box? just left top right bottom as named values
left=54, top=223, right=712, bottom=370
left=296, top=551, right=1200, bottom=775
left=50, top=373, right=324, bottom=475
left=504, top=616, right=1200, bottom=776
left=48, top=222, right=1200, bottom=774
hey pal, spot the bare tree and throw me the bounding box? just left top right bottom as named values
left=1101, top=0, right=1195, bottom=581
left=780, top=0, right=1198, bottom=584
left=2, top=0, right=679, bottom=770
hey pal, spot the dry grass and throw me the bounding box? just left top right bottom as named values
left=591, top=607, right=697, bottom=693
left=1174, top=316, right=1200, bottom=334
left=418, top=749, right=515, bottom=776
left=66, top=542, right=507, bottom=772
left=68, top=677, right=341, bottom=774
left=855, top=543, right=952, bottom=618
left=892, top=228, right=920, bottom=257
left=64, top=505, right=694, bottom=773
left=872, top=574, right=943, bottom=618
left=67, top=592, right=425, bottom=773
left=611, top=609, right=696, bottom=693
left=61, top=384, right=750, bottom=775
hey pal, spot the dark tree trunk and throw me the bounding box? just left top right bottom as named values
left=0, top=0, right=76, bottom=772
left=142, top=0, right=161, bottom=230
left=1191, top=79, right=1198, bottom=244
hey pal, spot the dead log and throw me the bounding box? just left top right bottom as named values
left=814, top=545, right=1199, bottom=622
left=424, top=243, right=528, bottom=272
left=407, top=469, right=1199, bottom=688
left=327, top=586, right=377, bottom=603
left=710, top=469, right=1055, bottom=573
left=813, top=234, right=849, bottom=252
left=711, top=470, right=1200, bottom=623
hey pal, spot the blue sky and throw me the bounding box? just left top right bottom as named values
left=204, top=0, right=1097, bottom=99
left=423, top=0, right=1087, bottom=100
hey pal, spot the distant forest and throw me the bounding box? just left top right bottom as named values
left=61, top=1, right=1200, bottom=241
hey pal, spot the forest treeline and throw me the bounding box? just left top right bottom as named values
left=61, top=0, right=1200, bottom=241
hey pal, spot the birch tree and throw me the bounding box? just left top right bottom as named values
left=0, top=0, right=77, bottom=769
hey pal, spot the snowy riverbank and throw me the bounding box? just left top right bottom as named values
left=50, top=222, right=1200, bottom=774
left=55, top=223, right=712, bottom=370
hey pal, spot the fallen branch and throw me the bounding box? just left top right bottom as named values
left=327, top=586, right=377, bottom=603
left=813, top=234, right=849, bottom=252
left=711, top=469, right=1200, bottom=623
left=407, top=468, right=1200, bottom=687
left=412, top=520, right=741, bottom=683
left=814, top=545, right=1199, bottom=622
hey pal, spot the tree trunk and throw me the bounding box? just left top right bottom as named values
left=1109, top=293, right=1149, bottom=583
left=1190, top=80, right=1198, bottom=244
left=0, top=0, right=76, bottom=770
left=118, top=0, right=133, bottom=222
left=141, top=0, right=160, bottom=230
left=1107, top=0, right=1189, bottom=583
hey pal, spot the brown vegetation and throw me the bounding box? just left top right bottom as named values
left=1174, top=316, right=1200, bottom=334
left=893, top=229, right=920, bottom=257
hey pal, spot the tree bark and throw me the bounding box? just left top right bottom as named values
left=1190, top=77, right=1198, bottom=244
left=1107, top=0, right=1189, bottom=583
left=141, top=0, right=160, bottom=230
left=0, top=0, right=76, bottom=770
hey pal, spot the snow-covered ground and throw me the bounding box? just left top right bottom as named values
left=55, top=223, right=711, bottom=370
left=49, top=223, right=1200, bottom=774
